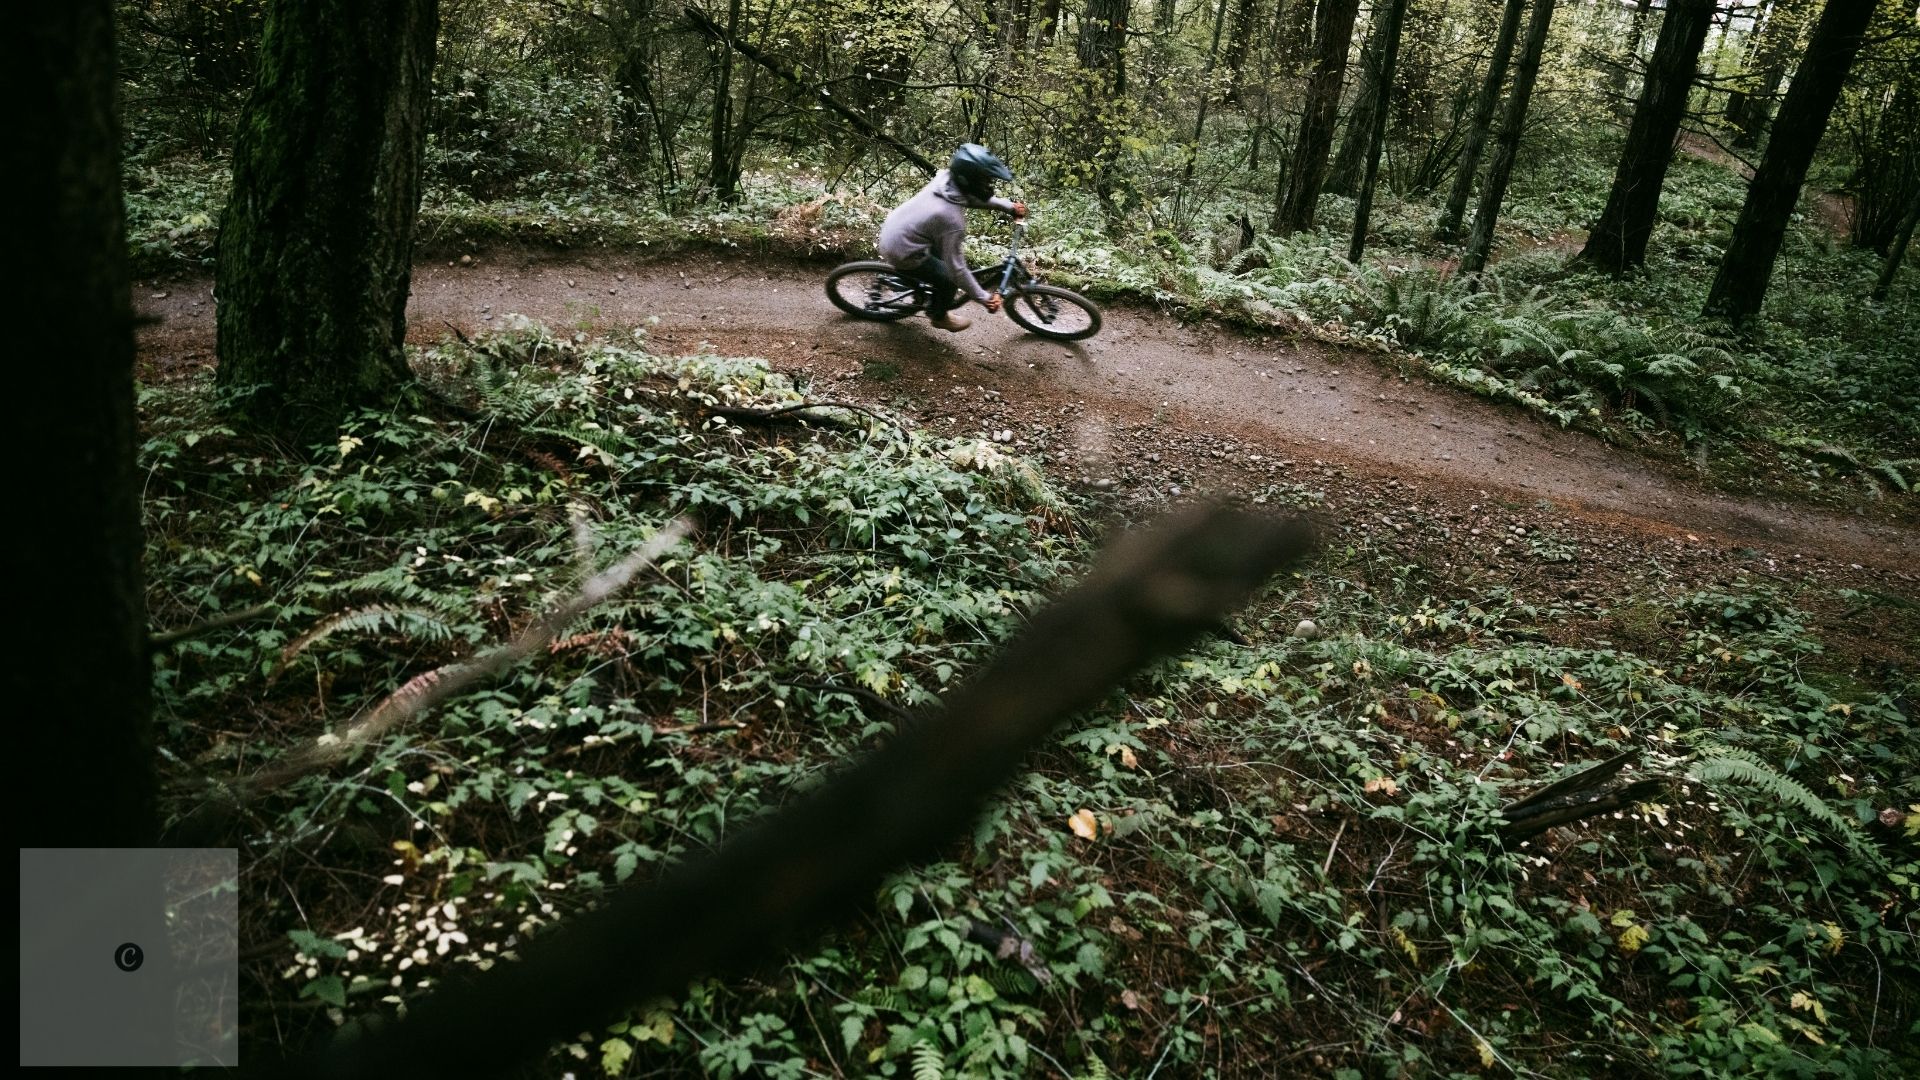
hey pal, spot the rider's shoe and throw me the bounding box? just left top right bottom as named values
left=929, top=311, right=972, bottom=332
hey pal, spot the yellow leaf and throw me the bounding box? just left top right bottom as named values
left=1827, top=703, right=1852, bottom=716
left=1475, top=1038, right=1495, bottom=1067
left=1068, top=809, right=1098, bottom=840
left=1818, top=922, right=1844, bottom=955
left=1390, top=926, right=1419, bottom=963
left=1617, top=924, right=1650, bottom=953
left=1117, top=745, right=1139, bottom=769
left=1560, top=673, right=1582, bottom=689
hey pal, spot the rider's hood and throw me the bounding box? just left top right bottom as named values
left=933, top=169, right=988, bottom=208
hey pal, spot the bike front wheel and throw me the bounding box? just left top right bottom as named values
left=825, top=261, right=925, bottom=322
left=1005, top=284, right=1102, bottom=341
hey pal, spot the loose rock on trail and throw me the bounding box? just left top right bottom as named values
left=134, top=249, right=1916, bottom=576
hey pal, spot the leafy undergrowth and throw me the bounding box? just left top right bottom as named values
left=145, top=326, right=1916, bottom=1078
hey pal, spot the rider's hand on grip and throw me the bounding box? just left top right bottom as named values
left=1010, top=202, right=1028, bottom=220
left=985, top=294, right=1003, bottom=313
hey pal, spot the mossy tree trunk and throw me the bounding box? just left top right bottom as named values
left=1704, top=0, right=1873, bottom=322
left=215, top=0, right=438, bottom=447
left=19, top=2, right=156, bottom=849
left=1577, top=0, right=1714, bottom=275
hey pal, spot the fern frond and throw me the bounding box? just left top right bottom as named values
left=1689, top=747, right=1853, bottom=834
left=910, top=1041, right=945, bottom=1080
left=276, top=605, right=457, bottom=674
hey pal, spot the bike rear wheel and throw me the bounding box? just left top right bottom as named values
left=1005, top=284, right=1101, bottom=341
left=825, top=261, right=925, bottom=322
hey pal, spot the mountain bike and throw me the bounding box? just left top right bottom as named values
left=825, top=222, right=1103, bottom=342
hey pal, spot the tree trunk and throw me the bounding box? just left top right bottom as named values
left=1728, top=0, right=1808, bottom=148
left=1870, top=192, right=1919, bottom=301
left=1039, top=0, right=1063, bottom=46
left=1577, top=0, right=1714, bottom=274
left=214, top=0, right=437, bottom=447
left=1722, top=0, right=1774, bottom=126
left=1434, top=0, right=1526, bottom=242
left=707, top=0, right=742, bottom=202
left=1277, top=0, right=1317, bottom=63
left=1327, top=6, right=1394, bottom=197
left=1223, top=0, right=1263, bottom=100
left=1156, top=0, right=1179, bottom=31
left=18, top=4, right=158, bottom=854
left=1704, top=0, right=1874, bottom=321
left=1459, top=0, right=1557, bottom=276
left=1348, top=0, right=1411, bottom=261
left=616, top=0, right=677, bottom=184
left=1077, top=0, right=1131, bottom=218
left=1610, top=0, right=1654, bottom=116
left=1271, top=0, right=1362, bottom=235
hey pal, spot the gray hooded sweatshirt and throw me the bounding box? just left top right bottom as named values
left=877, top=169, right=1017, bottom=303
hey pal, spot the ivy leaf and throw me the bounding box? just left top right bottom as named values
left=301, top=974, right=345, bottom=1008
left=600, top=1037, right=633, bottom=1074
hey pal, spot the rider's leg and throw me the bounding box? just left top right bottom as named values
left=900, top=256, right=969, bottom=330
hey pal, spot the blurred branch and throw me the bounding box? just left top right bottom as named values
left=272, top=504, right=1318, bottom=1078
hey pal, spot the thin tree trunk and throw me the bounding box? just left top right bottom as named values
left=1704, top=0, right=1874, bottom=321
left=1271, top=0, right=1362, bottom=235
left=1155, top=0, right=1179, bottom=31
left=1577, top=0, right=1715, bottom=274
left=1729, top=0, right=1806, bottom=148
left=1435, top=0, right=1526, bottom=242
left=1348, top=0, right=1411, bottom=261
left=707, top=0, right=741, bottom=202
left=1328, top=6, right=1394, bottom=197
left=1277, top=0, right=1316, bottom=63
left=214, top=0, right=437, bottom=446
left=1722, top=0, right=1775, bottom=125
left=1459, top=0, right=1557, bottom=276
left=1223, top=0, right=1262, bottom=101
left=1871, top=192, right=1919, bottom=301
left=1178, top=0, right=1237, bottom=199
left=1039, top=0, right=1062, bottom=46
left=19, top=0, right=156, bottom=853
left=1610, top=0, right=1654, bottom=116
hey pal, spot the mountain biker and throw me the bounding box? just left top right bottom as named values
left=877, top=143, right=1028, bottom=333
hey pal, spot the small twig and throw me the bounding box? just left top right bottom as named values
left=1320, top=817, right=1349, bottom=877
left=149, top=604, right=275, bottom=651
left=439, top=319, right=473, bottom=345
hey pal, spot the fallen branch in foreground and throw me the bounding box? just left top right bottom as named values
left=241, top=518, right=693, bottom=796
left=274, top=504, right=1318, bottom=1079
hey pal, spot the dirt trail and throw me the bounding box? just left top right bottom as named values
left=134, top=249, right=1915, bottom=571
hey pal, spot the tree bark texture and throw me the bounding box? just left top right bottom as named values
left=1577, top=0, right=1714, bottom=274
left=1704, top=0, right=1874, bottom=321
left=1077, top=0, right=1130, bottom=92
left=1277, top=0, right=1317, bottom=63
left=15, top=3, right=156, bottom=849
left=1348, top=0, right=1411, bottom=261
left=1223, top=0, right=1263, bottom=99
left=1271, top=0, right=1362, bottom=235
left=1870, top=191, right=1919, bottom=301
left=1459, top=0, right=1558, bottom=275
left=1327, top=5, right=1395, bottom=197
left=214, top=0, right=438, bottom=447
left=1728, top=0, right=1809, bottom=148
left=1435, top=0, right=1527, bottom=242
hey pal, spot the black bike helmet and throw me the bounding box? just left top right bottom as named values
left=949, top=143, right=1013, bottom=201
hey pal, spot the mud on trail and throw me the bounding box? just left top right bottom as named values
left=134, top=248, right=1915, bottom=577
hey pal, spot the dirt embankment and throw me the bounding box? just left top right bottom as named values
left=134, top=249, right=1916, bottom=576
